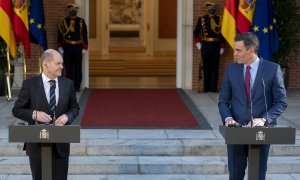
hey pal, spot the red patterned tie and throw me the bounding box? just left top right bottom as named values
left=245, top=65, right=251, bottom=101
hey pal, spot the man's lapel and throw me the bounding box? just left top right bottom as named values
left=56, top=77, right=63, bottom=114
left=38, top=75, right=49, bottom=111
left=252, top=59, right=264, bottom=97
left=238, top=64, right=248, bottom=101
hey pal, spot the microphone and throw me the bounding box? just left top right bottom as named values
left=228, top=124, right=241, bottom=128
left=262, top=78, right=269, bottom=127
left=34, top=79, right=42, bottom=125
left=52, top=105, right=56, bottom=126
left=249, top=80, right=253, bottom=128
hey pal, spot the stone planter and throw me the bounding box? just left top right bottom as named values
left=11, top=60, right=24, bottom=89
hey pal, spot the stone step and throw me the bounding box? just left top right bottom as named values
left=1, top=174, right=299, bottom=180
left=0, top=156, right=299, bottom=175
left=2, top=139, right=300, bottom=157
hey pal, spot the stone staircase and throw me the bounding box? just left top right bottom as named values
left=89, top=58, right=176, bottom=77
left=0, top=129, right=300, bottom=179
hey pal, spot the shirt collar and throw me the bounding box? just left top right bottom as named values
left=244, top=57, right=260, bottom=70
left=42, top=73, right=58, bottom=84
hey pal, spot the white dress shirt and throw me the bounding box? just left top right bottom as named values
left=42, top=73, right=59, bottom=105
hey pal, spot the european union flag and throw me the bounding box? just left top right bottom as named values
left=251, top=0, right=279, bottom=60
left=29, top=0, right=48, bottom=50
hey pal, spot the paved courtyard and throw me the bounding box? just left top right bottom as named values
left=0, top=90, right=299, bottom=179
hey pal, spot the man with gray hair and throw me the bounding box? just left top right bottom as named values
left=12, top=49, right=79, bottom=180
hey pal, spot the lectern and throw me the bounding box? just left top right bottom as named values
left=219, top=126, right=295, bottom=180
left=9, top=124, right=80, bottom=180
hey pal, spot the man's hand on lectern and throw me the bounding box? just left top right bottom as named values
left=225, top=118, right=239, bottom=127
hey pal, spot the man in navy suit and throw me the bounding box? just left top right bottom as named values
left=218, top=32, right=287, bottom=180
left=12, top=49, right=79, bottom=180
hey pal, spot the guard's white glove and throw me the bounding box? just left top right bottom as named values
left=196, top=42, right=201, bottom=50
left=58, top=47, right=64, bottom=54
left=82, top=49, right=87, bottom=54
left=220, top=48, right=224, bottom=55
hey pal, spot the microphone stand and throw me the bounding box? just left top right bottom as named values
left=35, top=111, right=38, bottom=126
left=250, top=91, right=253, bottom=128
left=35, top=80, right=42, bottom=126
left=52, top=105, right=56, bottom=126
left=262, top=79, right=269, bottom=127
left=249, top=78, right=253, bottom=128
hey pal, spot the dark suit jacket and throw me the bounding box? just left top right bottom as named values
left=218, top=59, right=287, bottom=126
left=12, top=75, right=79, bottom=158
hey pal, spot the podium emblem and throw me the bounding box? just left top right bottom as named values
left=40, top=129, right=49, bottom=139
left=256, top=131, right=265, bottom=141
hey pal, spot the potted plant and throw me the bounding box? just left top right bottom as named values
left=272, top=0, right=300, bottom=88
left=0, top=38, right=23, bottom=96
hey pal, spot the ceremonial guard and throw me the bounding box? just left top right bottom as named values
left=58, top=3, right=88, bottom=92
left=194, top=1, right=224, bottom=92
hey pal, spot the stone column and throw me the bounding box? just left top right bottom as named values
left=76, top=0, right=90, bottom=89
left=176, top=0, right=194, bottom=89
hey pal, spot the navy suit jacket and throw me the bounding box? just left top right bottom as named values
left=218, top=59, right=287, bottom=126
left=12, top=75, right=79, bottom=158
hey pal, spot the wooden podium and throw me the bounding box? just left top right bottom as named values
left=219, top=126, right=296, bottom=180
left=9, top=124, right=80, bottom=180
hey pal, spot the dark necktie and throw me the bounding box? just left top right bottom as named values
left=244, top=65, right=251, bottom=101
left=49, top=80, right=56, bottom=120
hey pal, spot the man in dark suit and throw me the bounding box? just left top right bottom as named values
left=194, top=1, right=225, bottom=92
left=12, top=49, right=79, bottom=180
left=58, top=2, right=88, bottom=92
left=218, top=32, right=287, bottom=180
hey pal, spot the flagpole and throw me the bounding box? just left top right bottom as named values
left=39, top=48, right=42, bottom=73
left=5, top=46, right=12, bottom=101
left=23, top=46, right=27, bottom=80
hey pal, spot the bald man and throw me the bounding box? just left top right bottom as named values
left=12, top=49, right=79, bottom=180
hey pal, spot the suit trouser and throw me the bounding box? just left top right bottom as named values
left=63, top=44, right=83, bottom=90
left=200, top=41, right=221, bottom=92
left=29, top=148, right=69, bottom=180
left=227, top=144, right=270, bottom=180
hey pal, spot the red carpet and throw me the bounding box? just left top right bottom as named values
left=80, top=89, right=200, bottom=128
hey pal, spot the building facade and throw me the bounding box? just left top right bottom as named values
left=24, top=0, right=300, bottom=90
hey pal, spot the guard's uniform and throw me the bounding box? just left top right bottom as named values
left=58, top=16, right=88, bottom=91
left=194, top=14, right=224, bottom=92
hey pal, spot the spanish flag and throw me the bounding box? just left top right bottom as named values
left=236, top=0, right=256, bottom=32
left=12, top=0, right=30, bottom=57
left=221, top=0, right=238, bottom=49
left=0, top=0, right=17, bottom=57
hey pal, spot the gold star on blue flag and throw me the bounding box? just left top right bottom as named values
left=251, top=0, right=279, bottom=60
left=29, top=0, right=48, bottom=50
